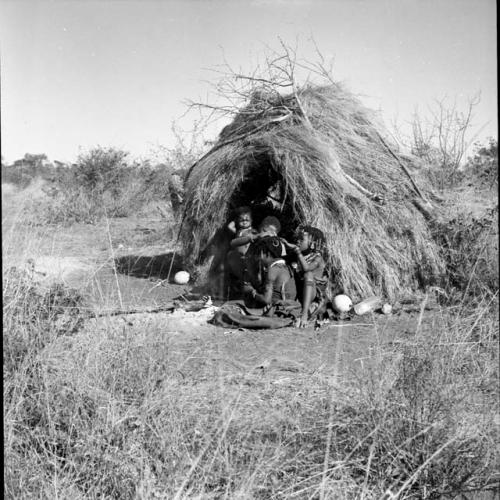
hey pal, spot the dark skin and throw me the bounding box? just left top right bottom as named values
left=282, top=232, right=322, bottom=328
left=230, top=222, right=278, bottom=249
left=243, top=251, right=286, bottom=306
left=238, top=222, right=281, bottom=290
left=228, top=212, right=255, bottom=254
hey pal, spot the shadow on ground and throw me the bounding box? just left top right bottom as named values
left=115, top=252, right=184, bottom=281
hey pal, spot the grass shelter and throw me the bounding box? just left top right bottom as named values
left=179, top=83, right=444, bottom=300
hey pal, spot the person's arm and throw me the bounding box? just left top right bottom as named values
left=295, top=251, right=322, bottom=273
left=249, top=268, right=277, bottom=306
left=295, top=253, right=322, bottom=328
left=230, top=231, right=257, bottom=248
left=257, top=230, right=275, bottom=238
left=280, top=238, right=294, bottom=249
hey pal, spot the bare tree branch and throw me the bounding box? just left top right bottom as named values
left=404, top=95, right=481, bottom=190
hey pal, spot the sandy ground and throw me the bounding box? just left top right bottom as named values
left=3, top=181, right=498, bottom=499
left=0, top=181, right=475, bottom=382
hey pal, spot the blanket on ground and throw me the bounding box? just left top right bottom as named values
left=210, top=300, right=300, bottom=329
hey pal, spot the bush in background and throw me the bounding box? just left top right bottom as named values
left=38, top=147, right=173, bottom=224
left=17, top=126, right=208, bottom=225
left=1, top=153, right=62, bottom=189
left=394, top=96, right=489, bottom=192
left=432, top=206, right=498, bottom=303
left=464, top=138, right=498, bottom=190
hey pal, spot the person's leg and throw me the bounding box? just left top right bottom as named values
left=297, top=272, right=318, bottom=327
left=226, top=250, right=246, bottom=299
left=303, top=273, right=317, bottom=307
left=208, top=252, right=227, bottom=299
left=226, top=250, right=245, bottom=279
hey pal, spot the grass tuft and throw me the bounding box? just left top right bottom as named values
left=3, top=267, right=498, bottom=498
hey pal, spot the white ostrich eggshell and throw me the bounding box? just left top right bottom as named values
left=381, top=303, right=392, bottom=315
left=174, top=271, right=190, bottom=285
left=332, top=294, right=353, bottom=313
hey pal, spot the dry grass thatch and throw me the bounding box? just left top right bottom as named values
left=180, top=83, right=444, bottom=300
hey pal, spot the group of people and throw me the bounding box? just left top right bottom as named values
left=205, top=206, right=329, bottom=327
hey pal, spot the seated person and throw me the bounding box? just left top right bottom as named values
left=243, top=236, right=297, bottom=315
left=228, top=214, right=285, bottom=296
left=247, top=215, right=288, bottom=289
left=284, top=225, right=328, bottom=328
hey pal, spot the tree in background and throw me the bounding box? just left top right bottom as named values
left=72, top=147, right=130, bottom=197
left=399, top=95, right=481, bottom=191
left=2, top=153, right=53, bottom=188
left=12, top=153, right=48, bottom=169
left=151, top=121, right=209, bottom=216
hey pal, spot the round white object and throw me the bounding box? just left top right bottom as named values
left=174, top=271, right=190, bottom=285
left=332, top=294, right=353, bottom=313
left=381, top=303, right=392, bottom=315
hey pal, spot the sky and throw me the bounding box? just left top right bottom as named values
left=0, top=0, right=497, bottom=164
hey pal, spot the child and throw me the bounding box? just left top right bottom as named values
left=228, top=207, right=258, bottom=254
left=258, top=215, right=282, bottom=238
left=202, top=206, right=254, bottom=299
left=243, top=236, right=297, bottom=314
left=285, top=225, right=328, bottom=328
left=230, top=214, right=282, bottom=249
left=225, top=207, right=258, bottom=297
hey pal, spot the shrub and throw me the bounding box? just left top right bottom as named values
left=465, top=138, right=498, bottom=190
left=1, top=154, right=58, bottom=189
left=431, top=207, right=498, bottom=302
left=3, top=266, right=86, bottom=375
left=38, top=147, right=172, bottom=224
left=1, top=167, right=36, bottom=189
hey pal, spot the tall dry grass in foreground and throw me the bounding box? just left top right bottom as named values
left=3, top=178, right=498, bottom=498
left=3, top=258, right=498, bottom=498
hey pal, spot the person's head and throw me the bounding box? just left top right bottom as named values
left=255, top=236, right=283, bottom=266
left=259, top=215, right=281, bottom=235
left=294, top=225, right=326, bottom=254
left=234, top=206, right=252, bottom=230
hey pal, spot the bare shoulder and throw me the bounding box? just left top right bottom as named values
left=270, top=263, right=292, bottom=283
left=266, top=265, right=281, bottom=281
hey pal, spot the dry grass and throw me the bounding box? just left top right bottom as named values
left=181, top=84, right=443, bottom=300
left=3, top=178, right=498, bottom=499
left=19, top=148, right=176, bottom=225
left=431, top=204, right=498, bottom=304
left=3, top=265, right=498, bottom=498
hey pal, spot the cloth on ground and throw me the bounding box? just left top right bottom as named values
left=210, top=300, right=296, bottom=329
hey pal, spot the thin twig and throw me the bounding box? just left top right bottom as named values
left=104, top=211, right=123, bottom=309
left=376, top=131, right=429, bottom=203
left=90, top=304, right=176, bottom=318
left=388, top=437, right=457, bottom=499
